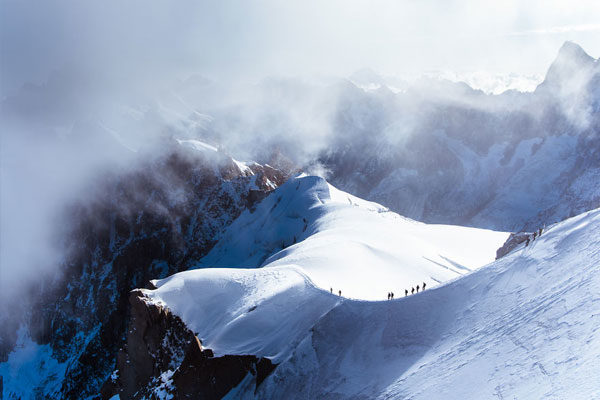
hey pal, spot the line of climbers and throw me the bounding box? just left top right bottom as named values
left=330, top=283, right=427, bottom=300
left=388, top=282, right=427, bottom=300
left=525, top=226, right=544, bottom=247
left=329, top=227, right=546, bottom=301
left=331, top=226, right=544, bottom=300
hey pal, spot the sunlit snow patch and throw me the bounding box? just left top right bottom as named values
left=198, top=174, right=509, bottom=300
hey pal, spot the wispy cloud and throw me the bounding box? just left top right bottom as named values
left=509, top=23, right=600, bottom=36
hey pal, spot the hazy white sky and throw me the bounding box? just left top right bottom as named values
left=1, top=0, right=599, bottom=94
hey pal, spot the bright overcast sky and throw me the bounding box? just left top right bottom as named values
left=1, top=0, right=599, bottom=94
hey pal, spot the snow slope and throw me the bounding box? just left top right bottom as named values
left=147, top=266, right=338, bottom=363
left=143, top=173, right=507, bottom=361
left=145, top=203, right=600, bottom=399
left=0, top=327, right=69, bottom=399
left=195, top=174, right=508, bottom=300
left=261, top=207, right=600, bottom=400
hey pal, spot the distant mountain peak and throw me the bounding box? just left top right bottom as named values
left=538, top=41, right=597, bottom=91
left=349, top=68, right=386, bottom=88
left=555, top=41, right=595, bottom=65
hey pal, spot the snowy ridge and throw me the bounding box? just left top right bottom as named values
left=146, top=266, right=338, bottom=363
left=261, top=207, right=600, bottom=399
left=350, top=68, right=543, bottom=95
left=143, top=174, right=508, bottom=366
left=195, top=174, right=508, bottom=299
left=144, top=200, right=600, bottom=399
left=175, top=138, right=260, bottom=178
left=2, top=40, right=598, bottom=399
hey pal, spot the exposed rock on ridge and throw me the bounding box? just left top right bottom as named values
left=103, top=290, right=276, bottom=400
left=495, top=232, right=531, bottom=259
left=0, top=141, right=287, bottom=399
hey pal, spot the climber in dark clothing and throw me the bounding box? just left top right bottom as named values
left=525, top=237, right=530, bottom=247
left=411, top=287, right=415, bottom=294
left=416, top=285, right=420, bottom=293
left=330, top=287, right=333, bottom=294
left=391, top=292, right=394, bottom=299
left=533, top=231, right=537, bottom=240
left=423, top=282, right=426, bottom=290
left=387, top=292, right=391, bottom=300
left=338, top=290, right=341, bottom=296
left=405, top=289, right=408, bottom=296
left=538, top=227, right=543, bottom=236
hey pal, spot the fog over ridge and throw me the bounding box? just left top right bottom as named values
left=1, top=0, right=599, bottom=315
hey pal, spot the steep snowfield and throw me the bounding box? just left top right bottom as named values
left=145, top=201, right=600, bottom=399
left=0, top=327, right=69, bottom=399
left=195, top=174, right=508, bottom=300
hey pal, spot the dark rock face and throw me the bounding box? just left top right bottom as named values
left=0, top=144, right=286, bottom=399
left=106, top=290, right=275, bottom=400
left=172, top=349, right=275, bottom=400
left=496, top=232, right=530, bottom=259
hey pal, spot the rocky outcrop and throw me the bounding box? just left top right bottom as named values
left=104, top=290, right=275, bottom=400
left=496, top=232, right=530, bottom=259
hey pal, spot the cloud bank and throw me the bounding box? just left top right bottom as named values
left=0, top=0, right=598, bottom=302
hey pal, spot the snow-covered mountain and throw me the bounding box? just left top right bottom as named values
left=6, top=41, right=596, bottom=232
left=260, top=207, right=600, bottom=399
left=197, top=174, right=507, bottom=299
left=137, top=41, right=599, bottom=233
left=1, top=41, right=599, bottom=400
left=106, top=175, right=599, bottom=399
left=349, top=67, right=542, bottom=95
left=321, top=41, right=600, bottom=231
left=98, top=174, right=507, bottom=398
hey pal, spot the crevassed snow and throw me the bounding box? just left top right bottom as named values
left=196, top=174, right=508, bottom=300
